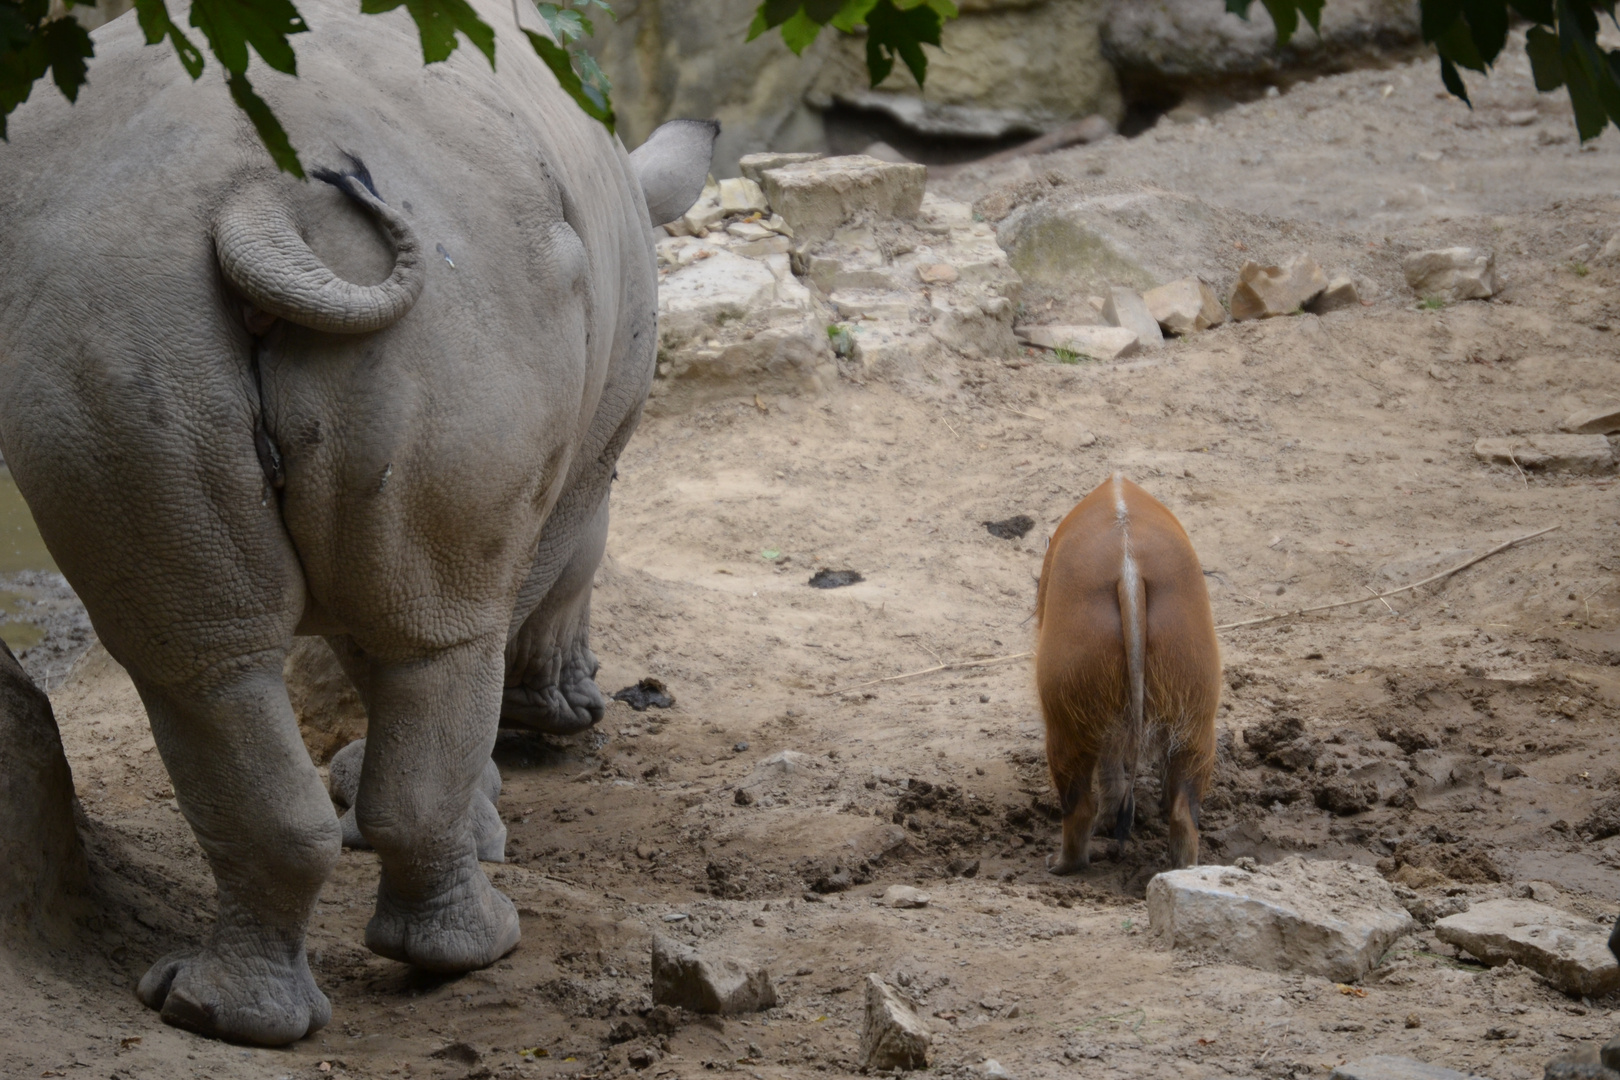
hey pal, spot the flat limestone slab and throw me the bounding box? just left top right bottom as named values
left=1147, top=857, right=1413, bottom=981
left=1434, top=898, right=1620, bottom=996
left=1017, top=324, right=1139, bottom=360
left=1330, top=1055, right=1485, bottom=1080
left=1472, top=434, right=1615, bottom=474
left=1560, top=405, right=1620, bottom=435
left=759, top=155, right=927, bottom=243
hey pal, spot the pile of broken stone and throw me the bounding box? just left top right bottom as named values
left=641, top=857, right=1620, bottom=1077
left=654, top=152, right=1021, bottom=396
left=653, top=153, right=1617, bottom=473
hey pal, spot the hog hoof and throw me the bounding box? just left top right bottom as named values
left=500, top=646, right=605, bottom=734
left=365, top=870, right=520, bottom=974
left=1046, top=853, right=1089, bottom=876
left=136, top=944, right=330, bottom=1046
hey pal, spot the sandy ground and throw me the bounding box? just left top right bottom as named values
left=4, top=42, right=1620, bottom=1080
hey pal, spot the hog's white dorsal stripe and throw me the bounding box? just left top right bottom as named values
left=1113, top=473, right=1147, bottom=745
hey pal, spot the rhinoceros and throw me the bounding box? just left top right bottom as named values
left=0, top=0, right=715, bottom=1046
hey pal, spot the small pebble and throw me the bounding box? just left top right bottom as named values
left=734, top=741, right=749, bottom=752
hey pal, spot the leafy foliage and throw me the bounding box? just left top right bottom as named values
left=1229, top=0, right=1620, bottom=140
left=0, top=0, right=614, bottom=172
left=6, top=0, right=1620, bottom=178
left=748, top=0, right=958, bottom=87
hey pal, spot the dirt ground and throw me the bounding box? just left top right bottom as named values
left=5, top=42, right=1620, bottom=1080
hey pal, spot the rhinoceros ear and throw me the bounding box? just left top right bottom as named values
left=631, top=119, right=720, bottom=227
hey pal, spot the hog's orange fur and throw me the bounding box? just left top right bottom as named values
left=1035, top=474, right=1220, bottom=871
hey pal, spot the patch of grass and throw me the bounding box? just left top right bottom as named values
left=1419, top=296, right=1446, bottom=310
left=1051, top=346, right=1095, bottom=365
left=1571, top=261, right=1591, bottom=277
left=826, top=324, right=855, bottom=358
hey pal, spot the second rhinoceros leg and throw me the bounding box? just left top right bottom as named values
left=352, top=635, right=520, bottom=972
left=501, top=487, right=609, bottom=734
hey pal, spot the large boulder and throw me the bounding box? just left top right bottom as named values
left=587, top=0, right=1121, bottom=176
left=0, top=639, right=88, bottom=944
left=1104, top=0, right=1423, bottom=104
left=810, top=0, right=1122, bottom=142
left=1147, top=857, right=1413, bottom=981
left=1434, top=899, right=1620, bottom=997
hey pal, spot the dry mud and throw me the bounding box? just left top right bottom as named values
left=5, top=45, right=1620, bottom=1080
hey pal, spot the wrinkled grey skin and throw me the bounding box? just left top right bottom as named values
left=0, top=0, right=714, bottom=1048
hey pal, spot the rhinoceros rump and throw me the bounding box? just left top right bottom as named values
left=0, top=0, right=714, bottom=1046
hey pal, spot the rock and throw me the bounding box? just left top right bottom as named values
left=627, top=1045, right=660, bottom=1069
left=996, top=198, right=1159, bottom=293
left=1434, top=899, right=1620, bottom=996
left=1329, top=1056, right=1485, bottom=1080
left=1042, top=426, right=1098, bottom=451
left=1403, top=248, right=1498, bottom=302
left=651, top=934, right=778, bottom=1015
left=669, top=176, right=726, bottom=236
left=1143, top=276, right=1225, bottom=335
left=1105, top=0, right=1423, bottom=100
left=1018, top=324, right=1140, bottom=361
left=882, top=885, right=931, bottom=909
left=1472, top=435, right=1615, bottom=475
left=1229, top=256, right=1328, bottom=321
left=1306, top=276, right=1362, bottom=314
left=758, top=155, right=927, bottom=243
left=918, top=263, right=959, bottom=285
left=285, top=636, right=367, bottom=764
left=739, top=152, right=822, bottom=186
left=0, top=639, right=88, bottom=943
left=982, top=1060, right=1012, bottom=1080
left=1101, top=286, right=1165, bottom=349
left=860, top=974, right=931, bottom=1071
left=813, top=3, right=1122, bottom=142
left=1146, top=857, right=1414, bottom=981
left=1559, top=405, right=1620, bottom=436
left=1606, top=1035, right=1620, bottom=1072
left=717, top=177, right=768, bottom=216
left=1545, top=1056, right=1620, bottom=1080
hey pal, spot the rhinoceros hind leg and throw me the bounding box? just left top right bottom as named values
left=501, top=490, right=609, bottom=736
left=138, top=943, right=330, bottom=1046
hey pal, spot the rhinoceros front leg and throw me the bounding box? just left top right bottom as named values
left=501, top=489, right=609, bottom=735
left=352, top=635, right=520, bottom=972
left=130, top=658, right=341, bottom=1046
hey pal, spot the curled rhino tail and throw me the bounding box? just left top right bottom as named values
left=213, top=155, right=425, bottom=335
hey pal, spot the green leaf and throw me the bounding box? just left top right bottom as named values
left=1525, top=24, right=1564, bottom=89
left=132, top=0, right=205, bottom=76
left=1221, top=0, right=1320, bottom=47
left=39, top=16, right=92, bottom=100
left=1459, top=0, right=1509, bottom=65
left=779, top=8, right=821, bottom=53
left=363, top=0, right=495, bottom=67
left=1433, top=15, right=1486, bottom=71
left=226, top=69, right=302, bottom=175
left=1421, top=0, right=1462, bottom=42
left=536, top=3, right=586, bottom=43
left=746, top=4, right=768, bottom=40
left=189, top=0, right=306, bottom=76
left=863, top=0, right=940, bottom=87
left=1507, top=0, right=1555, bottom=24
left=523, top=27, right=613, bottom=130
left=828, top=0, right=877, bottom=31
left=1563, top=0, right=1620, bottom=132
left=803, top=0, right=843, bottom=22
left=1438, top=54, right=1471, bottom=103
left=761, top=0, right=798, bottom=28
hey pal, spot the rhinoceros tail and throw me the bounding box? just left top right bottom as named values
left=214, top=158, right=424, bottom=335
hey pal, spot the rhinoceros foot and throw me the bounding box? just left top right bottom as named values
left=500, top=644, right=605, bottom=735
left=137, top=941, right=330, bottom=1046
left=365, top=866, right=520, bottom=974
